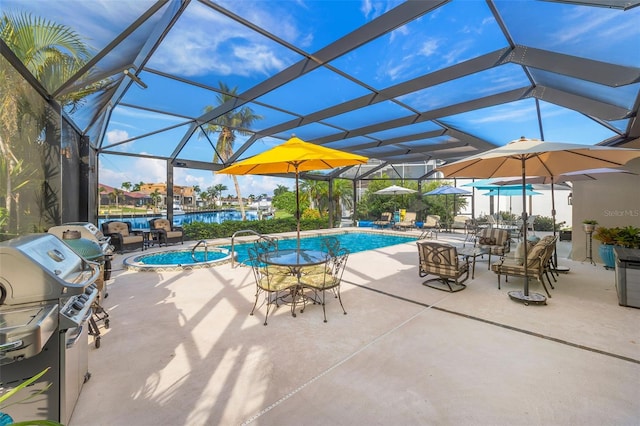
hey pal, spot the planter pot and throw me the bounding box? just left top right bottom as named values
left=599, top=244, right=618, bottom=269
left=583, top=224, right=596, bottom=233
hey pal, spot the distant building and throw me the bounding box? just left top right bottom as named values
left=138, top=183, right=195, bottom=208
left=98, top=184, right=151, bottom=207
left=99, top=183, right=196, bottom=208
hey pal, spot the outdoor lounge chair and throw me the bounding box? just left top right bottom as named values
left=416, top=240, right=469, bottom=292
left=451, top=215, right=469, bottom=233
left=373, top=212, right=393, bottom=228
left=418, top=215, right=440, bottom=239
left=101, top=220, right=144, bottom=253
left=395, top=211, right=417, bottom=231
left=490, top=236, right=557, bottom=298
left=149, top=218, right=184, bottom=246
left=475, top=227, right=511, bottom=266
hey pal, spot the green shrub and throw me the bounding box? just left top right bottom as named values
left=182, top=218, right=330, bottom=240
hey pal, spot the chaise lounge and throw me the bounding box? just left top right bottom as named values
left=373, top=212, right=393, bottom=229
left=395, top=211, right=417, bottom=231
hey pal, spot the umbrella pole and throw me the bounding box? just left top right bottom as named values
left=508, top=157, right=547, bottom=305
left=295, top=167, right=300, bottom=252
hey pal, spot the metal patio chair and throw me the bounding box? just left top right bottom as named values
left=416, top=240, right=469, bottom=292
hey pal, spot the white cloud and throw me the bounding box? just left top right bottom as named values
left=106, top=129, right=129, bottom=144
left=470, top=104, right=536, bottom=124
left=551, top=8, right=619, bottom=46
left=418, top=39, right=440, bottom=57
left=149, top=2, right=295, bottom=78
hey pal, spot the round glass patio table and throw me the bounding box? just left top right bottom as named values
left=259, top=249, right=328, bottom=273
left=259, top=249, right=329, bottom=312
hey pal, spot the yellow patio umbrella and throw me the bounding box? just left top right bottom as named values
left=218, top=136, right=368, bottom=249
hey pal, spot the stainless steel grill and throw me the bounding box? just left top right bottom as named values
left=0, top=233, right=100, bottom=425
left=48, top=222, right=114, bottom=281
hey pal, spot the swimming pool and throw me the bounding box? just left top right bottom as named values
left=125, top=247, right=233, bottom=271
left=125, top=231, right=417, bottom=271
left=226, top=232, right=417, bottom=264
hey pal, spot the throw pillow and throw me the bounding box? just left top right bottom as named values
left=479, top=237, right=496, bottom=245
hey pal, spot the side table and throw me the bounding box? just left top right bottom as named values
left=458, top=246, right=489, bottom=279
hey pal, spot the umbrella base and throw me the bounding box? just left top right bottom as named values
left=508, top=290, right=547, bottom=305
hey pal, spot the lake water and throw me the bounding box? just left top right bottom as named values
left=98, top=210, right=261, bottom=230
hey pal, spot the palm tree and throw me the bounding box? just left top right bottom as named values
left=274, top=184, right=289, bottom=197
left=331, top=179, right=353, bottom=219
left=109, top=188, right=123, bottom=211
left=192, top=184, right=201, bottom=209
left=200, top=82, right=262, bottom=220
left=150, top=189, right=161, bottom=213
left=213, top=183, right=227, bottom=207
left=301, top=180, right=328, bottom=217
left=0, top=12, right=101, bottom=233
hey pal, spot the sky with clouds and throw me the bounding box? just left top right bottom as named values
left=4, top=0, right=638, bottom=211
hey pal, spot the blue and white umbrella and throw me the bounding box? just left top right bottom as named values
left=423, top=185, right=471, bottom=224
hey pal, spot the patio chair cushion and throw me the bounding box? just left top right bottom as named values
left=152, top=218, right=172, bottom=232
left=105, top=221, right=130, bottom=236
left=478, top=236, right=496, bottom=246
left=166, top=230, right=183, bottom=239
left=122, top=235, right=144, bottom=245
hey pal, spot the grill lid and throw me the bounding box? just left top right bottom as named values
left=63, top=238, right=104, bottom=261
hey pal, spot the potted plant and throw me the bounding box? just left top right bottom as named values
left=593, top=226, right=620, bottom=269
left=582, top=219, right=598, bottom=233
left=613, top=226, right=640, bottom=249
left=0, top=367, right=63, bottom=426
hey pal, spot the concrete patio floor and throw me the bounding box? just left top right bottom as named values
left=70, top=228, right=639, bottom=425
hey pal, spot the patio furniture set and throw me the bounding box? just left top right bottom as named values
left=101, top=219, right=184, bottom=253
left=417, top=227, right=560, bottom=302
left=248, top=236, right=349, bottom=325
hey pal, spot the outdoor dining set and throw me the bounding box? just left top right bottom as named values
left=248, top=235, right=349, bottom=325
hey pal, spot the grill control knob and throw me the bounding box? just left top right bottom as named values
left=72, top=301, right=84, bottom=310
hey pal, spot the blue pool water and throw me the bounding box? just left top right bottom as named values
left=138, top=250, right=228, bottom=265
left=130, top=232, right=417, bottom=268
left=223, top=232, right=417, bottom=264
left=99, top=210, right=261, bottom=229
